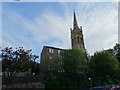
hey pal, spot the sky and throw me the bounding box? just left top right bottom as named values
left=2, top=2, right=118, bottom=62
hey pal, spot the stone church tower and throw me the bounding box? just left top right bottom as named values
left=70, top=12, right=85, bottom=51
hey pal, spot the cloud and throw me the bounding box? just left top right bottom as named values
left=2, top=2, right=118, bottom=56
left=2, top=3, right=72, bottom=56
left=74, top=2, right=118, bottom=54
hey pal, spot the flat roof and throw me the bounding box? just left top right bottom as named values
left=44, top=46, right=64, bottom=50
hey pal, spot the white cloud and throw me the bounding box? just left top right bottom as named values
left=2, top=2, right=118, bottom=56
left=74, top=2, right=118, bottom=54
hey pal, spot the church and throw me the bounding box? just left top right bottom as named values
left=71, top=12, right=85, bottom=51
left=40, top=12, right=85, bottom=72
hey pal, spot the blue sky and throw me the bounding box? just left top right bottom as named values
left=2, top=2, right=118, bottom=62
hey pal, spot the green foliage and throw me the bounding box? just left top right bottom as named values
left=89, top=50, right=119, bottom=85
left=1, top=47, right=39, bottom=76
left=31, top=62, right=39, bottom=75
left=43, top=48, right=88, bottom=89
left=61, top=49, right=88, bottom=87
left=62, top=49, right=87, bottom=74
left=113, top=43, right=120, bottom=62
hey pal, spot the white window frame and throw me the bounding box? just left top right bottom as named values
left=58, top=50, right=61, bottom=56
left=49, top=48, right=54, bottom=53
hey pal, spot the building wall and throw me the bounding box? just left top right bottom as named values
left=71, top=27, right=85, bottom=49
left=40, top=46, right=63, bottom=76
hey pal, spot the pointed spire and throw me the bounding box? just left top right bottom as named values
left=73, top=12, right=78, bottom=29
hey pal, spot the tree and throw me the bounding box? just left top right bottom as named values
left=31, top=62, right=40, bottom=75
left=43, top=55, right=63, bottom=89
left=113, top=43, right=120, bottom=62
left=1, top=47, right=39, bottom=76
left=89, top=50, right=119, bottom=86
left=104, top=44, right=120, bottom=83
left=61, top=49, right=88, bottom=88
left=106, top=43, right=120, bottom=62
left=43, top=48, right=89, bottom=89
left=113, top=44, right=120, bottom=82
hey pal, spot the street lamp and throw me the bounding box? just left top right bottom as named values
left=89, top=77, right=92, bottom=87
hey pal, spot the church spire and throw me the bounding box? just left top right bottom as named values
left=71, top=11, right=85, bottom=50
left=73, top=12, right=79, bottom=29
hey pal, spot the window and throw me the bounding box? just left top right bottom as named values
left=51, top=49, right=54, bottom=53
left=77, top=36, right=79, bottom=43
left=74, top=37, right=76, bottom=44
left=58, top=50, right=61, bottom=56
left=49, top=48, right=54, bottom=53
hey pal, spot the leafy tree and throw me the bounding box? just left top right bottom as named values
left=89, top=50, right=119, bottom=86
left=61, top=49, right=88, bottom=88
left=43, top=49, right=89, bottom=89
left=113, top=43, right=120, bottom=62
left=31, top=62, right=40, bottom=75
left=104, top=44, right=120, bottom=82
left=106, top=43, right=120, bottom=62
left=1, top=47, right=39, bottom=76
left=43, top=55, right=63, bottom=89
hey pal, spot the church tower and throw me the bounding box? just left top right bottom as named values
left=70, top=12, right=85, bottom=51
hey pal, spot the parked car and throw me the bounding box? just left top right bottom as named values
left=90, top=84, right=120, bottom=90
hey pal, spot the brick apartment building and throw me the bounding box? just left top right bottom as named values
left=40, top=46, right=63, bottom=75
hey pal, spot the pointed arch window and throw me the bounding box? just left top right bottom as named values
left=77, top=36, right=79, bottom=43
left=74, top=37, right=76, bottom=44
